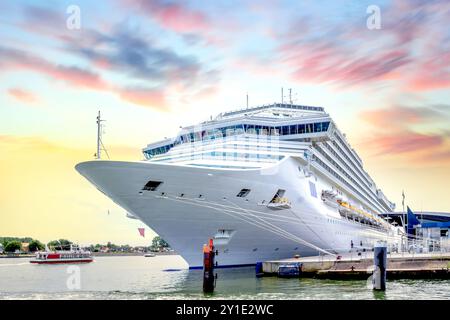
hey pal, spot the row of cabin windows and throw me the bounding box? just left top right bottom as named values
left=143, top=122, right=330, bottom=159
left=321, top=142, right=374, bottom=192
left=144, top=144, right=174, bottom=158
left=312, top=154, right=383, bottom=215
left=152, top=152, right=284, bottom=163
left=330, top=139, right=374, bottom=189
left=334, top=133, right=363, bottom=168
left=315, top=145, right=380, bottom=208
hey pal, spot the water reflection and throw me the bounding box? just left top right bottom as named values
left=0, top=256, right=449, bottom=300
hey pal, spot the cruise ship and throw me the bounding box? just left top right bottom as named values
left=76, top=103, right=405, bottom=268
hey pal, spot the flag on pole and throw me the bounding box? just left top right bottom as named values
left=138, top=228, right=145, bottom=237
left=407, top=206, right=420, bottom=236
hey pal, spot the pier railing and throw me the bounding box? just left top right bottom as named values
left=315, top=235, right=450, bottom=262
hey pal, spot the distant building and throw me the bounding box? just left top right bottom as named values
left=21, top=242, right=30, bottom=253
left=0, top=243, right=4, bottom=254
left=382, top=211, right=450, bottom=240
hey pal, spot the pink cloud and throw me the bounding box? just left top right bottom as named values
left=8, top=88, right=39, bottom=104
left=274, top=0, right=450, bottom=91
left=0, top=46, right=109, bottom=90
left=405, top=55, right=450, bottom=91
left=0, top=46, right=170, bottom=111
left=357, top=130, right=450, bottom=166
left=124, top=0, right=211, bottom=34
left=366, top=132, right=444, bottom=155
left=281, top=38, right=410, bottom=87
left=408, top=77, right=450, bottom=91
left=359, top=106, right=440, bottom=128
left=92, top=58, right=113, bottom=70
left=35, top=65, right=109, bottom=90
left=120, top=0, right=233, bottom=48
left=154, top=3, right=210, bottom=33
left=356, top=104, right=450, bottom=164
left=187, top=85, right=218, bottom=102
left=118, top=87, right=167, bottom=110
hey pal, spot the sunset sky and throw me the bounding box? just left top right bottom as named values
left=1, top=0, right=449, bottom=246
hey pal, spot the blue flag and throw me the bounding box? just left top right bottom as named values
left=407, top=206, right=420, bottom=235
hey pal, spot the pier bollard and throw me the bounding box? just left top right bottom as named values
left=203, top=239, right=216, bottom=293
left=372, top=241, right=387, bottom=291
left=255, top=262, right=264, bottom=277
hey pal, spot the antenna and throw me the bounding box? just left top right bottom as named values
left=281, top=88, right=284, bottom=104
left=96, top=111, right=101, bottom=159
left=246, top=93, right=249, bottom=109
left=402, top=190, right=405, bottom=229
left=95, top=110, right=110, bottom=160
left=288, top=88, right=298, bottom=105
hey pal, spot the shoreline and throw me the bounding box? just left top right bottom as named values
left=0, top=251, right=178, bottom=258
left=0, top=254, right=34, bottom=258
left=92, top=251, right=177, bottom=257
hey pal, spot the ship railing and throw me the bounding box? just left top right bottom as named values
left=395, top=233, right=450, bottom=255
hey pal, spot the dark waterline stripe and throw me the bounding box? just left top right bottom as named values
left=189, top=263, right=255, bottom=270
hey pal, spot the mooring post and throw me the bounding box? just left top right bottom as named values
left=373, top=240, right=387, bottom=291
left=255, top=262, right=263, bottom=277
left=203, top=239, right=216, bottom=293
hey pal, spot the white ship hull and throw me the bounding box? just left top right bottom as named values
left=76, top=157, right=402, bottom=268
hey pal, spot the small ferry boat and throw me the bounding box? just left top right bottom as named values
left=30, top=244, right=93, bottom=264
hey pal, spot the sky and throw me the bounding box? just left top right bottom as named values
left=0, top=0, right=449, bottom=246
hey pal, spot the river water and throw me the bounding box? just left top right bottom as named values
left=0, top=255, right=449, bottom=300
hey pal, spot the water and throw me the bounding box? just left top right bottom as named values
left=0, top=256, right=449, bottom=300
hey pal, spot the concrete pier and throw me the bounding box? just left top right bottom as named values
left=261, top=251, right=450, bottom=279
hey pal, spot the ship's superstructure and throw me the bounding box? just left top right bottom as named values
left=76, top=103, right=404, bottom=268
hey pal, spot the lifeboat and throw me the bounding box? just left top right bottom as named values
left=337, top=200, right=386, bottom=227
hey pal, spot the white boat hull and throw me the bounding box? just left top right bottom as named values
left=76, top=158, right=402, bottom=268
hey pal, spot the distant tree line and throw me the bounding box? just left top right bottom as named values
left=1, top=236, right=171, bottom=254
left=150, top=236, right=170, bottom=252
left=0, top=237, right=33, bottom=244
left=87, top=236, right=171, bottom=253
left=47, top=239, right=72, bottom=250
left=0, top=237, right=44, bottom=253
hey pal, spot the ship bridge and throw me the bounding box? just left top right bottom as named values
left=143, top=103, right=332, bottom=160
